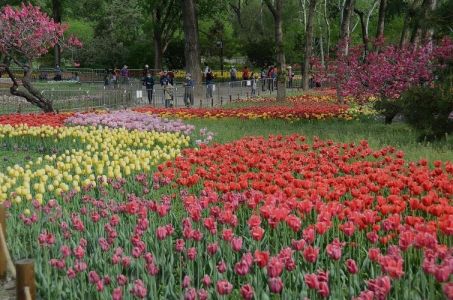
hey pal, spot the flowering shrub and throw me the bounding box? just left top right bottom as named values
left=6, top=135, right=453, bottom=299
left=66, top=111, right=195, bottom=135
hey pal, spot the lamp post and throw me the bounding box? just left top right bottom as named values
left=216, top=40, right=224, bottom=77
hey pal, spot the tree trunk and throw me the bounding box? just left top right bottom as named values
left=303, top=0, right=317, bottom=90
left=52, top=0, right=62, bottom=67
left=2, top=61, right=54, bottom=112
left=376, top=0, right=387, bottom=38
left=323, top=0, right=331, bottom=60
left=265, top=0, right=286, bottom=100
left=275, top=5, right=286, bottom=101
left=182, top=0, right=202, bottom=86
left=400, top=0, right=422, bottom=48
left=400, top=15, right=412, bottom=48
left=320, top=34, right=325, bottom=68
left=354, top=8, right=368, bottom=55
left=422, top=0, right=437, bottom=43
left=153, top=33, right=163, bottom=70
left=339, top=0, right=356, bottom=55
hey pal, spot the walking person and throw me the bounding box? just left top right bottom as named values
left=230, top=66, right=237, bottom=82
left=206, top=69, right=214, bottom=99
left=163, top=80, right=174, bottom=108
left=113, top=67, right=120, bottom=88
left=251, top=74, right=257, bottom=96
left=242, top=66, right=250, bottom=86
left=267, top=65, right=274, bottom=91
left=120, top=65, right=129, bottom=86
left=167, top=70, right=175, bottom=85
left=272, top=66, right=278, bottom=90
left=160, top=71, right=168, bottom=86
left=54, top=65, right=62, bottom=81
left=287, top=66, right=294, bottom=88
left=260, top=66, right=267, bottom=91
left=143, top=72, right=154, bottom=104
left=142, top=64, right=150, bottom=79
left=104, top=68, right=110, bottom=88
left=183, top=73, right=194, bottom=107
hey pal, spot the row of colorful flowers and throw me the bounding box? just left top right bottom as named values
left=135, top=104, right=350, bottom=121
left=5, top=134, right=453, bottom=299
left=65, top=111, right=196, bottom=135
left=0, top=93, right=376, bottom=127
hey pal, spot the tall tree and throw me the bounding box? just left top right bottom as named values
left=339, top=0, right=356, bottom=55
left=354, top=1, right=378, bottom=55
left=376, top=0, right=387, bottom=38
left=181, top=0, right=202, bottom=85
left=264, top=0, right=286, bottom=101
left=146, top=0, right=181, bottom=70
left=400, top=0, right=422, bottom=48
left=302, top=0, right=317, bottom=90
left=421, top=0, right=437, bottom=43
left=229, top=0, right=246, bottom=29
left=52, top=0, right=63, bottom=66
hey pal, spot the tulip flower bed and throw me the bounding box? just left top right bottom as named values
left=5, top=135, right=453, bottom=299
left=0, top=124, right=190, bottom=204
left=230, top=93, right=338, bottom=106
left=0, top=112, right=73, bottom=127
left=65, top=111, right=196, bottom=135
left=135, top=102, right=349, bottom=121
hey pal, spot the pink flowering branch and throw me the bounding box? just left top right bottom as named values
left=0, top=3, right=82, bottom=112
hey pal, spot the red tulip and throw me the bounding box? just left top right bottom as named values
left=254, top=250, right=270, bottom=268
left=184, top=288, right=196, bottom=300
left=216, top=279, right=233, bottom=295
left=267, top=257, right=284, bottom=278
left=268, top=277, right=284, bottom=294
left=240, top=284, right=254, bottom=300
left=112, top=287, right=123, bottom=300
left=251, top=226, right=265, bottom=241
left=304, top=273, right=318, bottom=289
left=303, top=246, right=319, bottom=263
left=346, top=259, right=359, bottom=274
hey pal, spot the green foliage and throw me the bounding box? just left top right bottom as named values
left=374, top=98, right=403, bottom=124
left=402, top=85, right=453, bottom=141
left=244, top=39, right=275, bottom=67
left=163, top=40, right=185, bottom=70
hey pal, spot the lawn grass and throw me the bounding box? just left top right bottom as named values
left=0, top=149, right=42, bottom=169
left=187, top=118, right=453, bottom=162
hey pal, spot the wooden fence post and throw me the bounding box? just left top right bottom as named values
left=15, top=259, right=36, bottom=300
left=0, top=204, right=5, bottom=279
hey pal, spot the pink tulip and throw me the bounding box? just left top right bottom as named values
left=112, top=287, right=123, bottom=300
left=346, top=259, right=359, bottom=274
left=216, top=279, right=233, bottom=295
left=130, top=279, right=147, bottom=298
left=240, top=284, right=254, bottom=300
left=268, top=277, right=284, bottom=294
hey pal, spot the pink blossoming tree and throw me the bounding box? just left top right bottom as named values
left=311, top=37, right=453, bottom=107
left=0, top=4, right=82, bottom=112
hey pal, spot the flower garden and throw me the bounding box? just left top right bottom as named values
left=0, top=93, right=451, bottom=300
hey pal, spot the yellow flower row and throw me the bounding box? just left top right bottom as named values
left=0, top=125, right=190, bottom=204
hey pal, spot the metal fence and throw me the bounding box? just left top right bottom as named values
left=0, top=78, right=312, bottom=114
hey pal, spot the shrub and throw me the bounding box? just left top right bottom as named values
left=374, top=99, right=403, bottom=124
left=401, top=85, right=453, bottom=141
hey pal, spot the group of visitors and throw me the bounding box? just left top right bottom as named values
left=228, top=64, right=296, bottom=93
left=99, top=62, right=299, bottom=108
left=104, top=65, right=130, bottom=88
left=141, top=65, right=194, bottom=108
